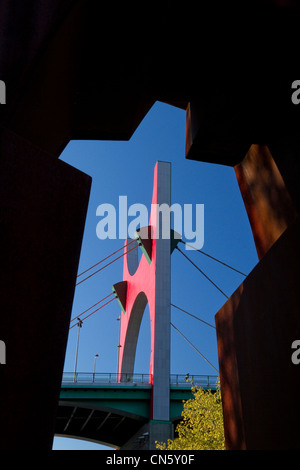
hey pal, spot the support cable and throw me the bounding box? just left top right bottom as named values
left=69, top=297, right=116, bottom=330
left=77, top=239, right=137, bottom=278
left=171, top=303, right=216, bottom=329
left=170, top=322, right=219, bottom=374
left=76, top=244, right=138, bottom=286
left=176, top=246, right=229, bottom=299
left=179, top=240, right=247, bottom=277
left=70, top=292, right=115, bottom=324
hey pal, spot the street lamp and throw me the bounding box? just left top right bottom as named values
left=93, top=353, right=99, bottom=382
left=73, top=318, right=83, bottom=382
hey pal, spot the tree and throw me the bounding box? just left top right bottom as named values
left=156, top=385, right=225, bottom=450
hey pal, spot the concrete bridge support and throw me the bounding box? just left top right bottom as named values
left=121, top=421, right=174, bottom=451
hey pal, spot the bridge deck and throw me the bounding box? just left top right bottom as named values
left=56, top=373, right=218, bottom=448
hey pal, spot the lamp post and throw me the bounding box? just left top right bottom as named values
left=93, top=353, right=99, bottom=382
left=116, top=316, right=121, bottom=382
left=73, top=318, right=83, bottom=382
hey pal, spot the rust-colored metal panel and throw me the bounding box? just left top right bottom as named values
left=0, top=127, right=91, bottom=449
left=215, top=217, right=300, bottom=449
left=234, top=145, right=298, bottom=259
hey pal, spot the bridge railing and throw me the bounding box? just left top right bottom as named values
left=62, top=372, right=219, bottom=388
left=62, top=372, right=152, bottom=385
left=170, top=374, right=219, bottom=388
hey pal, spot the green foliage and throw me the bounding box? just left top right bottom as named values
left=156, top=385, right=225, bottom=450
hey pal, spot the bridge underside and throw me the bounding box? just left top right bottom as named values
left=56, top=405, right=182, bottom=449
left=56, top=404, right=148, bottom=448
left=56, top=384, right=198, bottom=448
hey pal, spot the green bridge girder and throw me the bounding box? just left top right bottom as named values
left=56, top=382, right=217, bottom=448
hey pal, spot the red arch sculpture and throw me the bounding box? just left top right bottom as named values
left=113, top=161, right=172, bottom=422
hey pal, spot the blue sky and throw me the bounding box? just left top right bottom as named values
left=53, top=101, right=258, bottom=450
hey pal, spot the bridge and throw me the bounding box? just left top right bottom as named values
left=56, top=373, right=218, bottom=449
left=57, top=162, right=226, bottom=449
